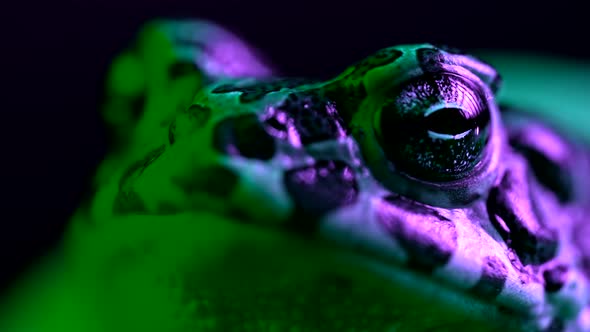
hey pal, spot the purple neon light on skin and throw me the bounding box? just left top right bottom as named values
left=157, top=19, right=272, bottom=79
left=515, top=123, right=573, bottom=163
left=205, top=40, right=272, bottom=77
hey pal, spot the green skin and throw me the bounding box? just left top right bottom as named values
left=1, top=20, right=590, bottom=332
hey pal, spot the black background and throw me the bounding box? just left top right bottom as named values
left=3, top=0, right=589, bottom=292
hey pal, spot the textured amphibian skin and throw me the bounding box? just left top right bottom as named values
left=79, top=19, right=590, bottom=331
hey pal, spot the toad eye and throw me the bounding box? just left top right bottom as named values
left=376, top=73, right=491, bottom=182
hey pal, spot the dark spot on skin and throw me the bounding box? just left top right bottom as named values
left=211, top=83, right=243, bottom=94
left=324, top=82, right=367, bottom=125
left=284, top=49, right=399, bottom=127
left=501, top=104, right=577, bottom=202
left=347, top=48, right=403, bottom=80
left=486, top=170, right=558, bottom=265
left=417, top=47, right=447, bottom=73
left=544, top=319, right=565, bottom=332
left=113, top=189, right=148, bottom=215
left=376, top=194, right=457, bottom=273
left=523, top=146, right=574, bottom=203
left=119, top=145, right=167, bottom=189
left=490, top=74, right=503, bottom=94
left=509, top=134, right=574, bottom=204
left=573, top=220, right=590, bottom=280
left=470, top=256, right=508, bottom=299
left=212, top=78, right=317, bottom=103
left=321, top=48, right=400, bottom=124
left=173, top=165, right=239, bottom=198
left=543, top=264, right=569, bottom=293
left=168, top=120, right=176, bottom=145
left=211, top=83, right=239, bottom=94
left=239, top=90, right=271, bottom=103
left=212, top=113, right=276, bottom=160
left=185, top=104, right=212, bottom=127
left=284, top=160, right=358, bottom=232
left=168, top=61, right=199, bottom=79
left=264, top=92, right=347, bottom=145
